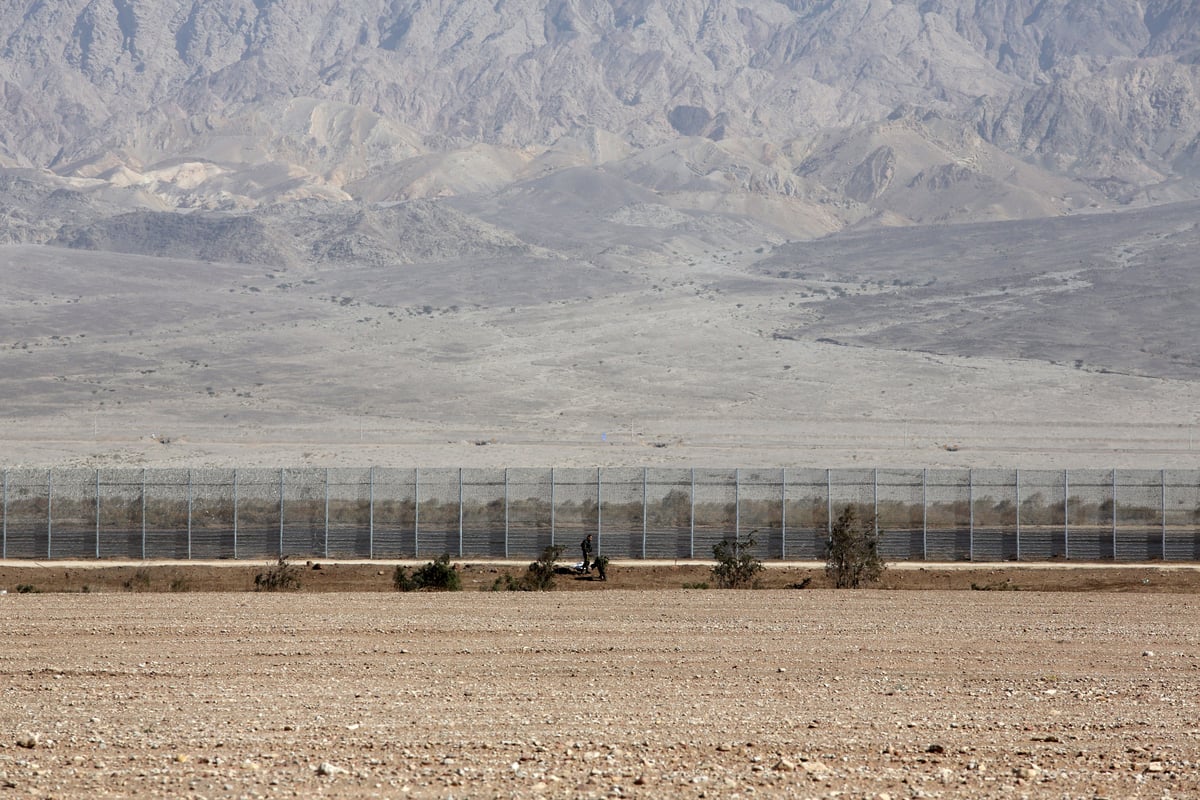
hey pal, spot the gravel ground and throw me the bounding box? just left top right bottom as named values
left=2, top=591, right=1199, bottom=799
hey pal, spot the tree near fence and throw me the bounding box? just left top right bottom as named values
left=712, top=531, right=764, bottom=588
left=826, top=505, right=886, bottom=588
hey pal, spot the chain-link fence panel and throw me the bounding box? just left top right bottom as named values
left=924, top=470, right=969, bottom=560
left=1116, top=470, right=1165, bottom=560
left=8, top=466, right=1200, bottom=562
left=3, top=470, right=51, bottom=558
left=738, top=468, right=783, bottom=559
left=322, top=468, right=367, bottom=558
left=1164, top=470, right=1200, bottom=560
left=48, top=469, right=96, bottom=559
left=189, top=469, right=235, bottom=558
left=145, top=469, right=191, bottom=559
left=599, top=468, right=646, bottom=559
left=98, top=468, right=145, bottom=559
left=280, top=468, right=327, bottom=558
left=877, top=469, right=925, bottom=561
left=550, top=468, right=599, bottom=566
left=370, top=468, right=416, bottom=558
left=828, top=469, right=879, bottom=561
left=971, top=469, right=1019, bottom=561
left=782, top=469, right=829, bottom=560
left=1064, top=469, right=1115, bottom=560
left=234, top=468, right=282, bottom=560
left=645, top=468, right=695, bottom=559
left=461, top=468, right=506, bottom=558
left=507, top=468, right=553, bottom=560
left=693, top=469, right=737, bottom=562
left=1018, top=470, right=1066, bottom=559
left=415, top=468, right=461, bottom=558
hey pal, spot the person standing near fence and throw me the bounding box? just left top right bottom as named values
left=581, top=533, right=593, bottom=572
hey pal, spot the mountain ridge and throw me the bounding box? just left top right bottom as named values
left=1, top=0, right=1198, bottom=245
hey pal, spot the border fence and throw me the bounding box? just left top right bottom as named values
left=1, top=467, right=1199, bottom=562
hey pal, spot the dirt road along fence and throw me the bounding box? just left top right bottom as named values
left=2, top=467, right=1198, bottom=562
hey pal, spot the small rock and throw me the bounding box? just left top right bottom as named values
left=1142, top=651, right=1155, bottom=657
left=773, top=758, right=796, bottom=771
left=16, top=733, right=38, bottom=749
left=316, top=762, right=346, bottom=776
left=926, top=743, right=945, bottom=754
left=1015, top=765, right=1041, bottom=780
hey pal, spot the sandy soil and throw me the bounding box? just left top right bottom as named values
left=2, top=587, right=1198, bottom=799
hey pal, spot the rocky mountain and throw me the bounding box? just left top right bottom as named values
left=1, top=0, right=1199, bottom=263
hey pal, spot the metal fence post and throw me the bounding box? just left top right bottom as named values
left=689, top=467, right=695, bottom=559
left=735, top=468, right=741, bottom=542
left=1015, top=469, right=1021, bottom=562
left=781, top=468, right=787, bottom=560
left=1161, top=468, right=1167, bottom=561
left=641, top=467, right=647, bottom=559
left=922, top=468, right=928, bottom=560
left=279, top=468, right=285, bottom=558
left=873, top=468, right=879, bottom=540
left=141, top=468, right=147, bottom=560
left=826, top=468, right=832, bottom=541
left=457, top=467, right=464, bottom=558
left=47, top=469, right=53, bottom=559
left=323, top=468, right=330, bottom=559
left=1112, top=468, right=1118, bottom=559
left=968, top=468, right=974, bottom=562
left=95, top=469, right=101, bottom=559
left=233, top=469, right=239, bottom=560
left=187, top=469, right=193, bottom=560
left=1063, top=469, right=1070, bottom=560
left=596, top=468, right=602, bottom=553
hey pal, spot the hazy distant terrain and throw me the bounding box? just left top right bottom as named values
left=1, top=1, right=1199, bottom=469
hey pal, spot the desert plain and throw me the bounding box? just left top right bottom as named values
left=3, top=585, right=1199, bottom=800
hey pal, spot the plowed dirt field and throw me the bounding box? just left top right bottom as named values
left=3, top=583, right=1199, bottom=798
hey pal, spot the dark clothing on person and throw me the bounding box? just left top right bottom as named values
left=581, top=535, right=593, bottom=571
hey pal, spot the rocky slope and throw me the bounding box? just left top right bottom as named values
left=1, top=0, right=1199, bottom=259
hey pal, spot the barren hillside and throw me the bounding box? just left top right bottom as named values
left=1, top=1, right=1199, bottom=471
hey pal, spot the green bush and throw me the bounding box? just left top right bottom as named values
left=825, top=505, right=886, bottom=588
left=490, top=546, right=563, bottom=591
left=523, top=545, right=562, bottom=591
left=394, top=554, right=462, bottom=592
left=254, top=556, right=301, bottom=592
left=712, top=532, right=764, bottom=589
left=489, top=573, right=523, bottom=592
left=592, top=554, right=610, bottom=582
